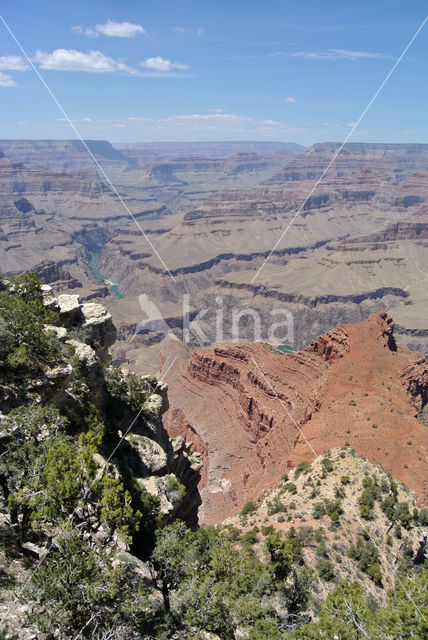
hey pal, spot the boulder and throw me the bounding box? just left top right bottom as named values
left=57, top=294, right=82, bottom=324
left=44, top=324, right=68, bottom=341
left=66, top=339, right=99, bottom=379
left=81, top=302, right=117, bottom=350
left=137, top=474, right=182, bottom=519
left=125, top=433, right=168, bottom=475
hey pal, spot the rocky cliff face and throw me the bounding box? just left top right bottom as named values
left=0, top=139, right=133, bottom=174
left=0, top=154, right=109, bottom=195
left=266, top=142, right=428, bottom=184
left=0, top=287, right=202, bottom=527
left=161, top=313, right=427, bottom=525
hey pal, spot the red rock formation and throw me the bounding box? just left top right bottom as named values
left=161, top=313, right=428, bottom=525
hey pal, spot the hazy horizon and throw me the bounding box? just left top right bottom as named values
left=1, top=1, right=427, bottom=145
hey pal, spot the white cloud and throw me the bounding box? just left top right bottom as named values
left=32, top=49, right=191, bottom=77
left=71, top=25, right=96, bottom=36
left=330, top=48, right=392, bottom=60
left=0, top=72, right=17, bottom=87
left=56, top=117, right=95, bottom=127
left=289, top=49, right=393, bottom=61
left=34, top=49, right=137, bottom=74
left=140, top=57, right=189, bottom=71
left=285, top=96, right=297, bottom=103
left=171, top=26, right=203, bottom=36
left=72, top=20, right=145, bottom=38
left=108, top=112, right=305, bottom=135
left=95, top=20, right=146, bottom=38
left=0, top=55, right=28, bottom=71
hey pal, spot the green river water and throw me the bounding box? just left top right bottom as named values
left=89, top=252, right=124, bottom=299
left=274, top=344, right=296, bottom=354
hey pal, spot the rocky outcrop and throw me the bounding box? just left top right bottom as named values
left=162, top=313, right=428, bottom=524
left=306, top=324, right=350, bottom=361
left=30, top=259, right=82, bottom=291
left=55, top=293, right=117, bottom=354
left=0, top=285, right=202, bottom=528
left=400, top=356, right=428, bottom=413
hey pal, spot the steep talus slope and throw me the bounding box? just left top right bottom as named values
left=161, top=337, right=329, bottom=525
left=291, top=313, right=428, bottom=498
left=162, top=312, right=427, bottom=524
left=225, top=447, right=428, bottom=604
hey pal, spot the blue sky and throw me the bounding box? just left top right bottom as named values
left=0, top=0, right=427, bottom=145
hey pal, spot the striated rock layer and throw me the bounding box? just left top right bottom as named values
left=161, top=312, right=428, bottom=524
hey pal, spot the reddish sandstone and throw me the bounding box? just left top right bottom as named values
left=161, top=312, right=428, bottom=524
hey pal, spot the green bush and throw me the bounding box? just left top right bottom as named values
left=316, top=557, right=336, bottom=582
left=150, top=522, right=304, bottom=637
left=334, top=486, right=346, bottom=499
left=0, top=273, right=63, bottom=371
left=324, top=499, right=343, bottom=523
left=347, top=537, right=382, bottom=585
left=395, top=502, right=413, bottom=529
left=165, top=475, right=186, bottom=501
left=312, top=502, right=326, bottom=519
left=105, top=365, right=151, bottom=414
left=267, top=498, right=287, bottom=516
left=294, top=461, right=311, bottom=479
left=284, top=482, right=297, bottom=494
left=321, top=458, right=334, bottom=474
left=240, top=501, right=258, bottom=518
left=241, top=527, right=259, bottom=547
left=25, top=529, right=141, bottom=636
left=418, top=508, right=428, bottom=526
left=358, top=477, right=382, bottom=520
left=381, top=494, right=398, bottom=521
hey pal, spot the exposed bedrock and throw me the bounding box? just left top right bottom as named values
left=161, top=312, right=428, bottom=525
